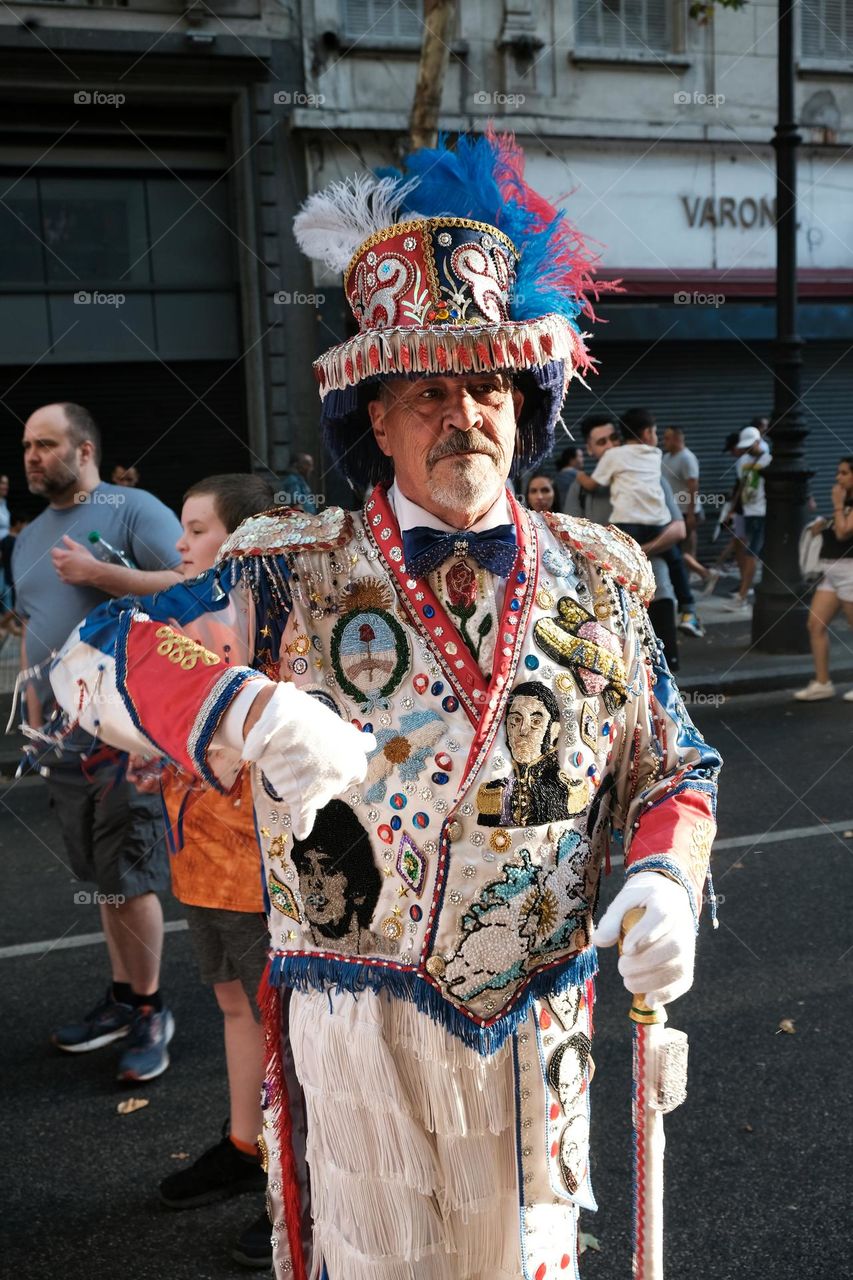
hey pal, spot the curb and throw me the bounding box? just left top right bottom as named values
left=677, top=663, right=853, bottom=699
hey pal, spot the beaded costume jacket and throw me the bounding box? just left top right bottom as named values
left=51, top=485, right=720, bottom=1053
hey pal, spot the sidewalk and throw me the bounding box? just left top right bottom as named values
left=676, top=584, right=853, bottom=696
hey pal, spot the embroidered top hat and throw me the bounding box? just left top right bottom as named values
left=293, top=130, right=615, bottom=489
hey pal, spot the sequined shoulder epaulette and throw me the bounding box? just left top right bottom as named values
left=217, top=506, right=352, bottom=562
left=543, top=513, right=656, bottom=605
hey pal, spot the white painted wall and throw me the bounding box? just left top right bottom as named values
left=296, top=0, right=853, bottom=273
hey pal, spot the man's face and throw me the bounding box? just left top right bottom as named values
left=0, top=475, right=8, bottom=498
left=586, top=423, right=620, bottom=461
left=506, top=694, right=558, bottom=763
left=22, top=407, right=82, bottom=498
left=297, top=848, right=353, bottom=933
left=368, top=373, right=523, bottom=516
left=663, top=428, right=679, bottom=453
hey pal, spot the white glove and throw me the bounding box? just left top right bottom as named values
left=241, top=683, right=377, bottom=840
left=592, top=870, right=695, bottom=1007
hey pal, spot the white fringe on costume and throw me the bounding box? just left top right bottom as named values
left=289, top=987, right=525, bottom=1280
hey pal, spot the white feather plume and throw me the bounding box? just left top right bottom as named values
left=293, top=173, right=423, bottom=274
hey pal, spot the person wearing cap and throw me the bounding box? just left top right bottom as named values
left=724, top=425, right=772, bottom=612
left=47, top=135, right=721, bottom=1280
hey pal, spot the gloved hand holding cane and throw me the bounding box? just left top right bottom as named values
left=593, top=872, right=693, bottom=1280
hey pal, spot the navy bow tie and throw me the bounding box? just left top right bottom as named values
left=402, top=523, right=518, bottom=579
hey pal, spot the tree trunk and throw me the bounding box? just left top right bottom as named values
left=408, top=0, right=456, bottom=152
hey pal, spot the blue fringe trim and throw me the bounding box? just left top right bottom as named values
left=705, top=865, right=719, bottom=928
left=626, top=855, right=699, bottom=930
left=158, top=781, right=191, bottom=857
left=512, top=1033, right=532, bottom=1278
left=267, top=947, right=598, bottom=1057
left=190, top=668, right=259, bottom=792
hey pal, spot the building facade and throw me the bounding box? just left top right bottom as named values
left=0, top=0, right=319, bottom=511
left=297, top=0, right=853, bottom=509
left=2, top=0, right=852, bottom=513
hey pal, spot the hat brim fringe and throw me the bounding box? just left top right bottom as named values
left=314, top=313, right=587, bottom=398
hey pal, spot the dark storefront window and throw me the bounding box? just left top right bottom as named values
left=0, top=172, right=240, bottom=364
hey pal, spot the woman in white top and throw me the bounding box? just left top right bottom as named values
left=794, top=456, right=853, bottom=701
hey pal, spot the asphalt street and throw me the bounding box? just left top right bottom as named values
left=1, top=690, right=850, bottom=1280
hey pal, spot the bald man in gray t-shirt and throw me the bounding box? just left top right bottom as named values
left=13, top=402, right=183, bottom=1084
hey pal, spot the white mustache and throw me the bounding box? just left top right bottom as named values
left=428, top=432, right=499, bottom=466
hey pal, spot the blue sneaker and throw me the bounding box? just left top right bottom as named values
left=52, top=987, right=134, bottom=1053
left=117, top=1005, right=175, bottom=1082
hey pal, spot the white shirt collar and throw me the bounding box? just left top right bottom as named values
left=388, top=482, right=512, bottom=535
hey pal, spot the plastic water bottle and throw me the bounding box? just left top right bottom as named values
left=87, top=530, right=136, bottom=569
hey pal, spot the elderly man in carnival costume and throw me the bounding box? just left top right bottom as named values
left=50, top=135, right=720, bottom=1280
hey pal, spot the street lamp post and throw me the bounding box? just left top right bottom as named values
left=752, top=0, right=812, bottom=653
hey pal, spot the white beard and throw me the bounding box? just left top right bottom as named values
left=427, top=454, right=502, bottom=513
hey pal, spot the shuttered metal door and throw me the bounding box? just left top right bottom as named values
left=562, top=339, right=853, bottom=527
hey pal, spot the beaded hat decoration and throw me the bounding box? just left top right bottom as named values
left=293, top=131, right=616, bottom=487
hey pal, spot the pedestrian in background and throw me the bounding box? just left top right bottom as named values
left=0, top=512, right=26, bottom=636
left=524, top=471, right=558, bottom=512
left=724, top=425, right=772, bottom=613
left=551, top=443, right=584, bottom=509
left=661, top=426, right=707, bottom=558
left=278, top=451, right=317, bottom=513
left=0, top=473, right=13, bottom=628
left=12, top=402, right=183, bottom=1082
left=702, top=430, right=744, bottom=595
left=794, top=456, right=853, bottom=701
left=0, top=473, right=10, bottom=540
left=111, top=464, right=140, bottom=488
left=574, top=407, right=705, bottom=637
left=128, top=473, right=294, bottom=1270
left=565, top=412, right=688, bottom=668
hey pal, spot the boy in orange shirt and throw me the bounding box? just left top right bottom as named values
left=130, top=474, right=285, bottom=1269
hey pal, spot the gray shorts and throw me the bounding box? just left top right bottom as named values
left=46, top=764, right=170, bottom=899
left=183, top=904, right=269, bottom=1003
